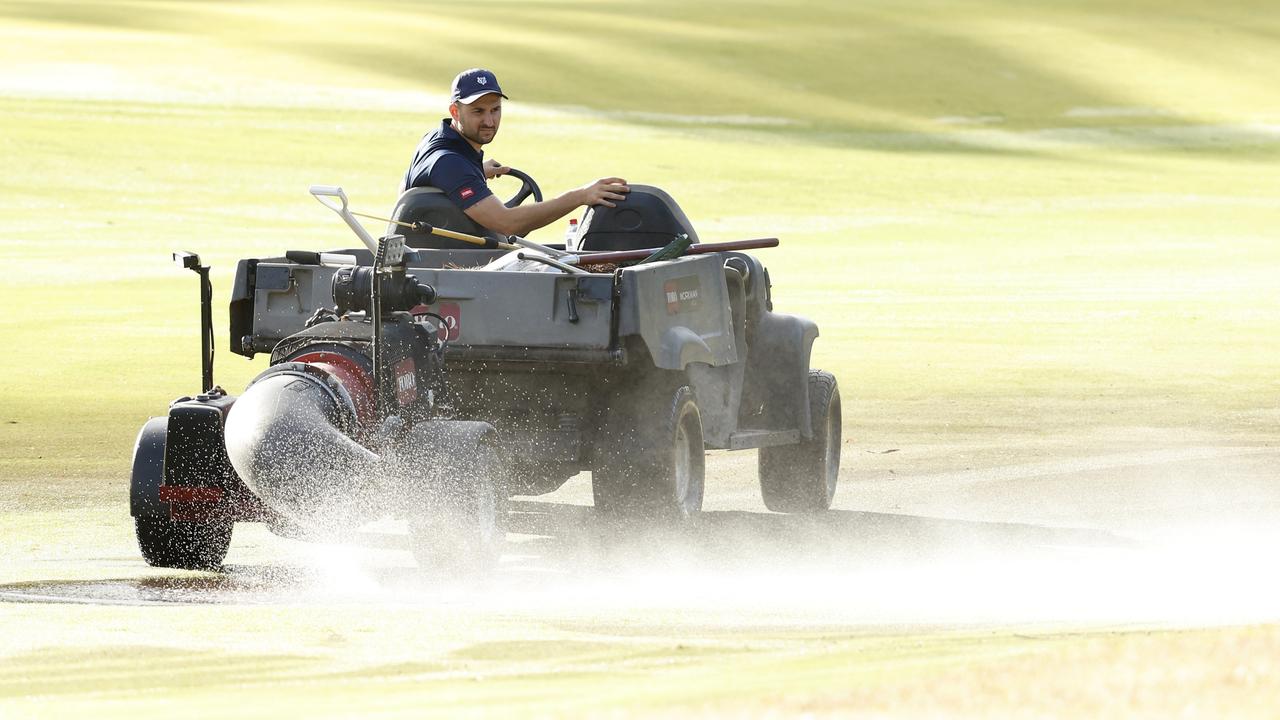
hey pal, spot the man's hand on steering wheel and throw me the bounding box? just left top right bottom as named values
left=464, top=168, right=624, bottom=237
left=483, top=158, right=510, bottom=180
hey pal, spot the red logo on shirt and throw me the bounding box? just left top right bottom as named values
left=460, top=187, right=475, bottom=199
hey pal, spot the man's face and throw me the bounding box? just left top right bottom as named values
left=450, top=94, right=502, bottom=146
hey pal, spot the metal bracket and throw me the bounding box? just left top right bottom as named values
left=173, top=251, right=214, bottom=392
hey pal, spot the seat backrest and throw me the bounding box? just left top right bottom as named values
left=388, top=187, right=503, bottom=249
left=575, top=184, right=699, bottom=253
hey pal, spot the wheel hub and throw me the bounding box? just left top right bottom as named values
left=673, top=423, right=692, bottom=508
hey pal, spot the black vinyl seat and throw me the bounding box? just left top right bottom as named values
left=387, top=187, right=505, bottom=250
left=575, top=184, right=699, bottom=252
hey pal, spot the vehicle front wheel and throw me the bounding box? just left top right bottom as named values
left=135, top=517, right=232, bottom=570
left=407, top=438, right=506, bottom=573
left=130, top=417, right=232, bottom=570
left=759, top=370, right=841, bottom=512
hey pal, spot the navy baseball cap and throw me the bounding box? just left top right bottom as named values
left=451, top=68, right=508, bottom=104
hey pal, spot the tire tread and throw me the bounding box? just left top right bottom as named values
left=759, top=370, right=841, bottom=513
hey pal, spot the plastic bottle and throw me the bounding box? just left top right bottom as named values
left=564, top=217, right=579, bottom=249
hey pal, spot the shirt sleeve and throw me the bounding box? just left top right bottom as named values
left=427, top=153, right=493, bottom=210
left=402, top=137, right=435, bottom=193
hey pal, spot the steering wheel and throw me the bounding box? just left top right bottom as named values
left=501, top=167, right=543, bottom=208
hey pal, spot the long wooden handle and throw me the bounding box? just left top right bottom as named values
left=349, top=209, right=519, bottom=250
left=573, top=237, right=779, bottom=265
left=430, top=225, right=517, bottom=249
left=413, top=221, right=520, bottom=251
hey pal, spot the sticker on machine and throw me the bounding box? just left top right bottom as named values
left=394, top=358, right=417, bottom=406
left=664, top=276, right=703, bottom=315
left=413, top=302, right=461, bottom=341
left=435, top=302, right=461, bottom=340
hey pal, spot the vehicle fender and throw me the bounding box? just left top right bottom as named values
left=751, top=312, right=820, bottom=439
left=130, top=416, right=169, bottom=519
left=657, top=325, right=717, bottom=369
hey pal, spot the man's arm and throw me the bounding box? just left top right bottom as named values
left=464, top=178, right=630, bottom=238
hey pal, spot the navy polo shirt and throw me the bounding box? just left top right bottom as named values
left=399, top=119, right=493, bottom=209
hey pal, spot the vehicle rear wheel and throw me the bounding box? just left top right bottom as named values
left=594, top=385, right=704, bottom=520
left=135, top=516, right=232, bottom=570
left=759, top=370, right=841, bottom=512
left=408, top=439, right=507, bottom=573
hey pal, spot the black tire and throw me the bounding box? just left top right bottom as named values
left=135, top=516, right=232, bottom=570
left=130, top=417, right=232, bottom=570
left=593, top=385, right=705, bottom=520
left=759, top=370, right=841, bottom=513
left=408, top=440, right=506, bottom=573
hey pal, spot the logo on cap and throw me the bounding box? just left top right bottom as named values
left=452, top=68, right=508, bottom=104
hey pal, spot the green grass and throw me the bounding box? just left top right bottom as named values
left=1, top=589, right=1276, bottom=718
left=5, top=88, right=1274, bottom=481
left=1, top=0, right=1278, bottom=486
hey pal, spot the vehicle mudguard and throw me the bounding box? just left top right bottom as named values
left=742, top=311, right=820, bottom=439
left=166, top=394, right=270, bottom=522
left=658, top=325, right=717, bottom=368
left=132, top=402, right=268, bottom=523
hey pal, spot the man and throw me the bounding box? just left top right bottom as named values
left=401, top=68, right=629, bottom=238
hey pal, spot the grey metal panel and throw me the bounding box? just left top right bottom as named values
left=688, top=266, right=749, bottom=448
left=252, top=263, right=337, bottom=343
left=428, top=269, right=612, bottom=349
left=617, top=254, right=738, bottom=370
left=246, top=254, right=746, bottom=374
left=248, top=263, right=613, bottom=352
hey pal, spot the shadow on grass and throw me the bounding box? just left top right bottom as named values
left=0, top=499, right=1130, bottom=606
left=503, top=499, right=1132, bottom=572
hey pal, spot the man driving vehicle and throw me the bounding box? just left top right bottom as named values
left=400, top=68, right=629, bottom=238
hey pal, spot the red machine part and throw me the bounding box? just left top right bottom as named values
left=289, top=350, right=377, bottom=430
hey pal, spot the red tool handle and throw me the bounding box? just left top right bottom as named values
left=574, top=237, right=779, bottom=265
